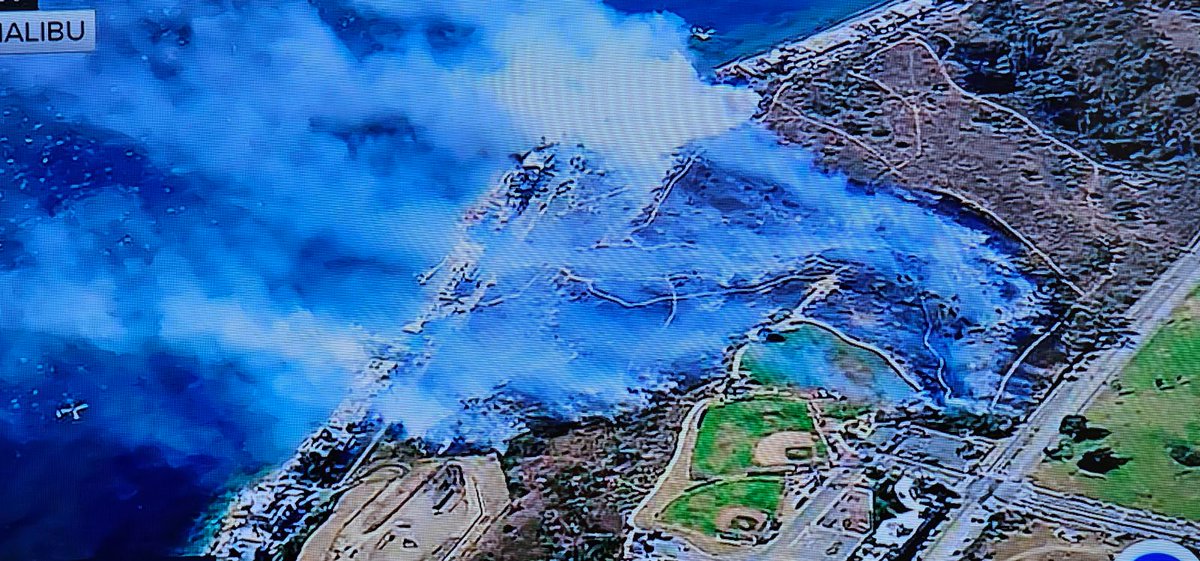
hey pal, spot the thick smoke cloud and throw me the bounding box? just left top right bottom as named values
left=393, top=128, right=1044, bottom=442
left=0, top=0, right=755, bottom=557
left=0, top=0, right=752, bottom=441
left=0, top=0, right=1047, bottom=557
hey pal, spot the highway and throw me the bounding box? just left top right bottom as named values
left=923, top=239, right=1200, bottom=559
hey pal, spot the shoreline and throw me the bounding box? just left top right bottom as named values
left=716, top=0, right=940, bottom=78
left=686, top=0, right=888, bottom=71
left=711, top=0, right=907, bottom=70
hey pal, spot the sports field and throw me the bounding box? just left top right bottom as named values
left=692, top=397, right=815, bottom=479
left=1036, top=291, right=1200, bottom=520
left=660, top=476, right=783, bottom=537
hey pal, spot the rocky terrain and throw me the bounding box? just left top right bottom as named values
left=726, top=0, right=1200, bottom=410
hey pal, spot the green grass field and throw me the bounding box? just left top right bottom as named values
left=660, top=476, right=783, bottom=537
left=742, top=323, right=907, bottom=400
left=1038, top=295, right=1200, bottom=520
left=692, top=397, right=815, bottom=479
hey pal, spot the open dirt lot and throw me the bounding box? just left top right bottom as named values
left=987, top=522, right=1117, bottom=561
left=298, top=455, right=509, bottom=561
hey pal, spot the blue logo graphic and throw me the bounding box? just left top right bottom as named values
left=1117, top=540, right=1200, bottom=561
left=1136, top=554, right=1184, bottom=561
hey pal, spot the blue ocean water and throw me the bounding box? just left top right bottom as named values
left=604, top=0, right=888, bottom=65
left=605, top=0, right=882, bottom=29
left=0, top=347, right=264, bottom=560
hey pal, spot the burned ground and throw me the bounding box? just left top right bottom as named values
left=730, top=0, right=1200, bottom=410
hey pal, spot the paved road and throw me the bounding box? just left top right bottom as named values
left=751, top=469, right=863, bottom=561
left=1007, top=483, right=1200, bottom=549
left=923, top=241, right=1200, bottom=559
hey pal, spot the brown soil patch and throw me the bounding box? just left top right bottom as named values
left=753, top=431, right=817, bottom=468
left=298, top=455, right=508, bottom=561
left=992, top=522, right=1115, bottom=561
left=715, top=506, right=767, bottom=535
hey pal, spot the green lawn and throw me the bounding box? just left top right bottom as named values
left=1038, top=299, right=1200, bottom=520
left=692, top=397, right=814, bottom=479
left=660, top=476, right=783, bottom=537
left=742, top=324, right=905, bottom=400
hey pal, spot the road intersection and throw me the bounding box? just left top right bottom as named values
left=923, top=240, right=1200, bottom=559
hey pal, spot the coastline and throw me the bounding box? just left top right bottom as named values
left=716, top=0, right=940, bottom=78
left=708, top=0, right=903, bottom=69
left=203, top=359, right=398, bottom=561
left=685, top=0, right=888, bottom=70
